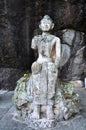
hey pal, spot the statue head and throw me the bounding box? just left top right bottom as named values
left=39, top=15, right=54, bottom=32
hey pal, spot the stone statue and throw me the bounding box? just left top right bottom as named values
left=13, top=15, right=80, bottom=129
left=27, top=15, right=61, bottom=119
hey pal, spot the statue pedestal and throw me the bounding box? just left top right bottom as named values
left=26, top=118, right=57, bottom=129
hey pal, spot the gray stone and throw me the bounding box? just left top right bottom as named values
left=85, top=78, right=86, bottom=88
left=0, top=68, right=28, bottom=90
left=60, top=44, right=71, bottom=67
left=70, top=80, right=83, bottom=88
left=26, top=118, right=57, bottom=129
left=62, top=29, right=75, bottom=46
left=60, top=29, right=86, bottom=81
left=0, top=91, right=14, bottom=119
left=0, top=89, right=86, bottom=130
left=0, top=90, right=8, bottom=95
left=0, top=0, right=86, bottom=90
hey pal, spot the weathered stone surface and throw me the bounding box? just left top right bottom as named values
left=0, top=68, right=29, bottom=90
left=0, top=91, right=13, bottom=119
left=60, top=29, right=86, bottom=81
left=0, top=0, right=85, bottom=65
left=0, top=0, right=34, bottom=69
left=60, top=44, right=71, bottom=67
left=62, top=29, right=75, bottom=46
left=0, top=89, right=86, bottom=130
left=0, top=90, right=8, bottom=95
left=0, top=0, right=85, bottom=90
left=13, top=16, right=64, bottom=125
left=13, top=17, right=80, bottom=128
left=70, top=80, right=83, bottom=88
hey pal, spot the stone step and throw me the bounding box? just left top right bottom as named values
left=0, top=90, right=8, bottom=95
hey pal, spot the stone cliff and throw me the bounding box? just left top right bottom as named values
left=0, top=0, right=86, bottom=89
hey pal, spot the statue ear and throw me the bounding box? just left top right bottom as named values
left=51, top=23, right=54, bottom=29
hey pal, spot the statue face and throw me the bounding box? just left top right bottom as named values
left=39, top=15, right=54, bottom=32
left=40, top=20, right=53, bottom=31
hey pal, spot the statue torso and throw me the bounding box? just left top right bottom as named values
left=34, top=35, right=56, bottom=58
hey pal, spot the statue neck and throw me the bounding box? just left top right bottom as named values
left=42, top=32, right=50, bottom=37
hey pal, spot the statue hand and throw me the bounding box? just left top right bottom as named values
left=31, top=61, right=42, bottom=74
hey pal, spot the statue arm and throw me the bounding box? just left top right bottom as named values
left=55, top=38, right=61, bottom=68
left=31, top=36, right=38, bottom=50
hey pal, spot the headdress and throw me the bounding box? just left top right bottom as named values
left=41, top=15, right=53, bottom=23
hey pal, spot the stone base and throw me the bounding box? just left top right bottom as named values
left=12, top=115, right=25, bottom=124
left=26, top=118, right=57, bottom=129
left=13, top=114, right=57, bottom=129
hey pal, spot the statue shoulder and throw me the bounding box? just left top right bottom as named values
left=31, top=35, right=41, bottom=49
left=32, top=35, right=41, bottom=41
left=55, top=36, right=61, bottom=42
left=50, top=34, right=60, bottom=41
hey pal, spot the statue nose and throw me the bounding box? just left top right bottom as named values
left=45, top=24, right=48, bottom=27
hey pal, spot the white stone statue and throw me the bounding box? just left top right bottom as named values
left=13, top=15, right=80, bottom=129
left=27, top=15, right=61, bottom=119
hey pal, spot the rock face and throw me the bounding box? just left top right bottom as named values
left=0, top=0, right=35, bottom=69
left=0, top=0, right=86, bottom=89
left=0, top=68, right=28, bottom=90
left=60, top=29, right=86, bottom=81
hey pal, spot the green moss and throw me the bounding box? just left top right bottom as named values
left=13, top=73, right=31, bottom=107
left=17, top=73, right=31, bottom=85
